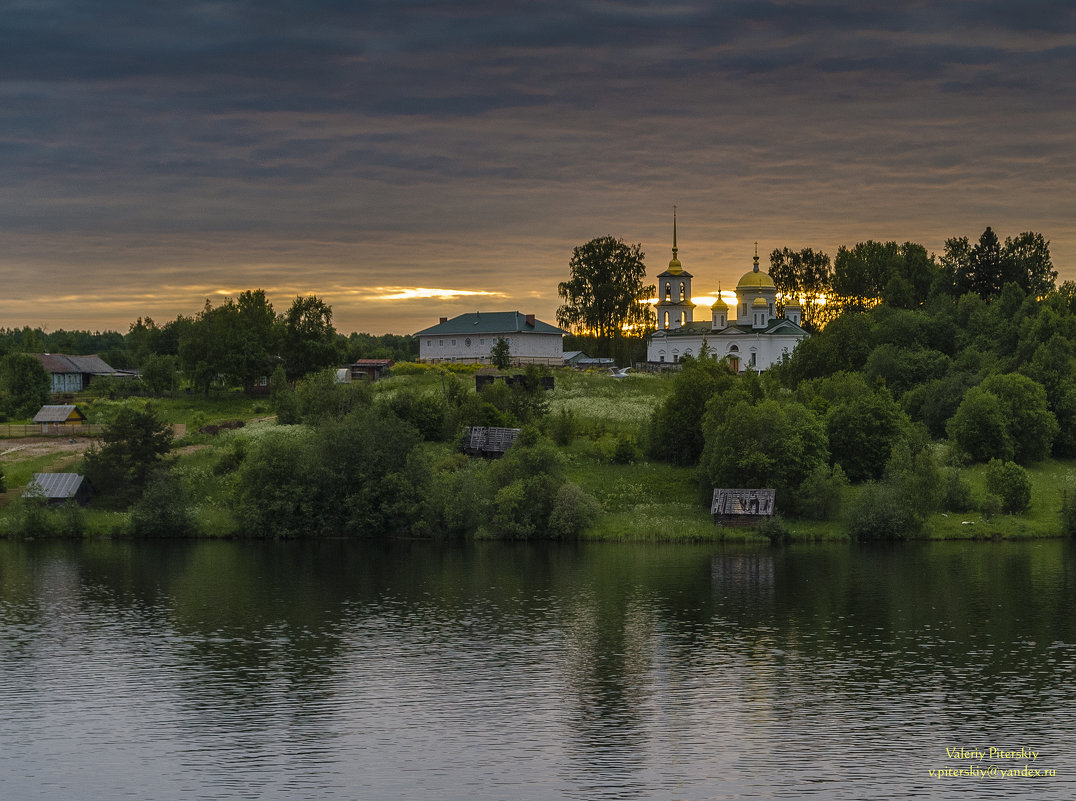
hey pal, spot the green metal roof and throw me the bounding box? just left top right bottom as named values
left=415, top=312, right=566, bottom=336
left=654, top=318, right=806, bottom=337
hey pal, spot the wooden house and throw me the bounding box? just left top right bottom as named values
left=33, top=404, right=87, bottom=433
left=31, top=353, right=118, bottom=393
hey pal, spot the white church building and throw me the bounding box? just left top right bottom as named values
left=647, top=217, right=808, bottom=371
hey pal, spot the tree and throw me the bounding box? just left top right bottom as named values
left=82, top=404, right=174, bottom=504
left=140, top=354, right=178, bottom=396
left=281, top=295, right=340, bottom=380
left=985, top=459, right=1032, bottom=514
left=944, top=227, right=1054, bottom=299
left=557, top=237, right=655, bottom=354
left=699, top=398, right=829, bottom=515
left=490, top=337, right=511, bottom=370
left=647, top=355, right=736, bottom=465
left=826, top=389, right=908, bottom=482
left=947, top=387, right=1014, bottom=463
left=1004, top=231, right=1056, bottom=297
left=768, top=247, right=832, bottom=330
left=0, top=353, right=50, bottom=419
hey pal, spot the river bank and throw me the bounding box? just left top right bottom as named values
left=2, top=370, right=1074, bottom=541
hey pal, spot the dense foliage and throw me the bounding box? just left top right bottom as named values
left=642, top=226, right=1072, bottom=538
left=557, top=236, right=655, bottom=355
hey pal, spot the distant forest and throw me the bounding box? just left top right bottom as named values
left=0, top=291, right=418, bottom=376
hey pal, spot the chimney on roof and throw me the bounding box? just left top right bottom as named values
left=525, top=314, right=535, bottom=327
left=439, top=317, right=448, bottom=324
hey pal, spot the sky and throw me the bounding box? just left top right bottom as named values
left=1, top=0, right=1075, bottom=336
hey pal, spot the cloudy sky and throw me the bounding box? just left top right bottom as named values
left=2, top=0, right=1074, bottom=335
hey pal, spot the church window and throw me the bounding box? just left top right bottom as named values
left=439, top=340, right=443, bottom=346
left=679, top=311, right=686, bottom=325
left=665, top=283, right=671, bottom=301
left=679, top=282, right=685, bottom=301
left=750, top=352, right=757, bottom=367
left=451, top=339, right=457, bottom=346
left=663, top=311, right=670, bottom=329
left=729, top=344, right=739, bottom=353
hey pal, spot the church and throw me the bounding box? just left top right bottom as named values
left=647, top=216, right=808, bottom=371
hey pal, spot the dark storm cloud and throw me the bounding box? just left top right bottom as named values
left=1, top=0, right=1074, bottom=332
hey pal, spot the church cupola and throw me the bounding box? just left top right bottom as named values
left=735, top=242, right=777, bottom=325
left=711, top=284, right=729, bottom=331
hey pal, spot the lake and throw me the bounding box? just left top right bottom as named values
left=1, top=539, right=1074, bottom=800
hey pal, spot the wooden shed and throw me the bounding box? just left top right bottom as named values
left=350, top=359, right=394, bottom=381
left=32, top=404, right=87, bottom=432
left=23, top=473, right=95, bottom=505
left=463, top=426, right=520, bottom=457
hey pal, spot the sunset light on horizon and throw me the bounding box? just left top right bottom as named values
left=1, top=2, right=1074, bottom=335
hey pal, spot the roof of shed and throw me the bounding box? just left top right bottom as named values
left=24, top=473, right=92, bottom=499
left=33, top=404, right=85, bottom=422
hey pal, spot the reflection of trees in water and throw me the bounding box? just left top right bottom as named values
left=5, top=539, right=1076, bottom=796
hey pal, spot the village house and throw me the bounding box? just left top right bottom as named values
left=416, top=311, right=566, bottom=366
left=31, top=353, right=120, bottom=393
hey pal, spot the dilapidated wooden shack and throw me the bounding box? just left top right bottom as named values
left=463, top=426, right=520, bottom=457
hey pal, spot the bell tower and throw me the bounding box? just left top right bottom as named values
left=655, top=206, right=695, bottom=330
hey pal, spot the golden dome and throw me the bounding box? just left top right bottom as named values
left=711, top=295, right=728, bottom=309
left=737, top=269, right=775, bottom=290
left=752, top=296, right=768, bottom=308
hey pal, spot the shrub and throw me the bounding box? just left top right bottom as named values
left=612, top=434, right=640, bottom=464
left=549, top=408, right=576, bottom=446
left=847, top=482, right=919, bottom=541
left=758, top=515, right=791, bottom=545
left=984, top=459, right=1032, bottom=514
left=386, top=388, right=449, bottom=441
left=1061, top=491, right=1076, bottom=536
left=941, top=468, right=975, bottom=513
left=796, top=464, right=848, bottom=521
left=129, top=469, right=196, bottom=537
left=547, top=483, right=602, bottom=538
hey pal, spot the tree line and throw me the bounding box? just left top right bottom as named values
left=554, top=227, right=1058, bottom=361
left=0, top=292, right=419, bottom=418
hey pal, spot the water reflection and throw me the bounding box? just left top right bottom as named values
left=1, top=540, right=1075, bottom=799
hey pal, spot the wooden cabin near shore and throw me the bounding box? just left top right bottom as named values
left=23, top=473, right=95, bottom=505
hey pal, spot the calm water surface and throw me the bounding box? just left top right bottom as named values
left=1, top=539, right=1075, bottom=800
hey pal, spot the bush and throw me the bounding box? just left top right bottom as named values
left=847, top=482, right=919, bottom=541
left=984, top=459, right=1031, bottom=514
left=386, top=388, right=449, bottom=441
left=549, top=408, right=576, bottom=446
left=5, top=492, right=84, bottom=538
left=796, top=464, right=848, bottom=521
left=1061, top=491, right=1076, bottom=536
left=758, top=515, right=791, bottom=545
left=612, top=434, right=640, bottom=464
left=547, top=483, right=602, bottom=538
left=129, top=469, right=196, bottom=536
left=941, top=468, right=975, bottom=513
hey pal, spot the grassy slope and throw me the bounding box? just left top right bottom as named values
left=2, top=371, right=1073, bottom=540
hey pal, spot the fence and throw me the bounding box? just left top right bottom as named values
left=0, top=424, right=108, bottom=439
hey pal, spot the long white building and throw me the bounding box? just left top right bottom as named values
left=416, top=311, right=566, bottom=365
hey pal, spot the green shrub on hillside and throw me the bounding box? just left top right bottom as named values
left=985, top=459, right=1032, bottom=514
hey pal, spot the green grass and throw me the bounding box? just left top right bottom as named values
left=923, top=459, right=1076, bottom=539
left=0, top=450, right=84, bottom=494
